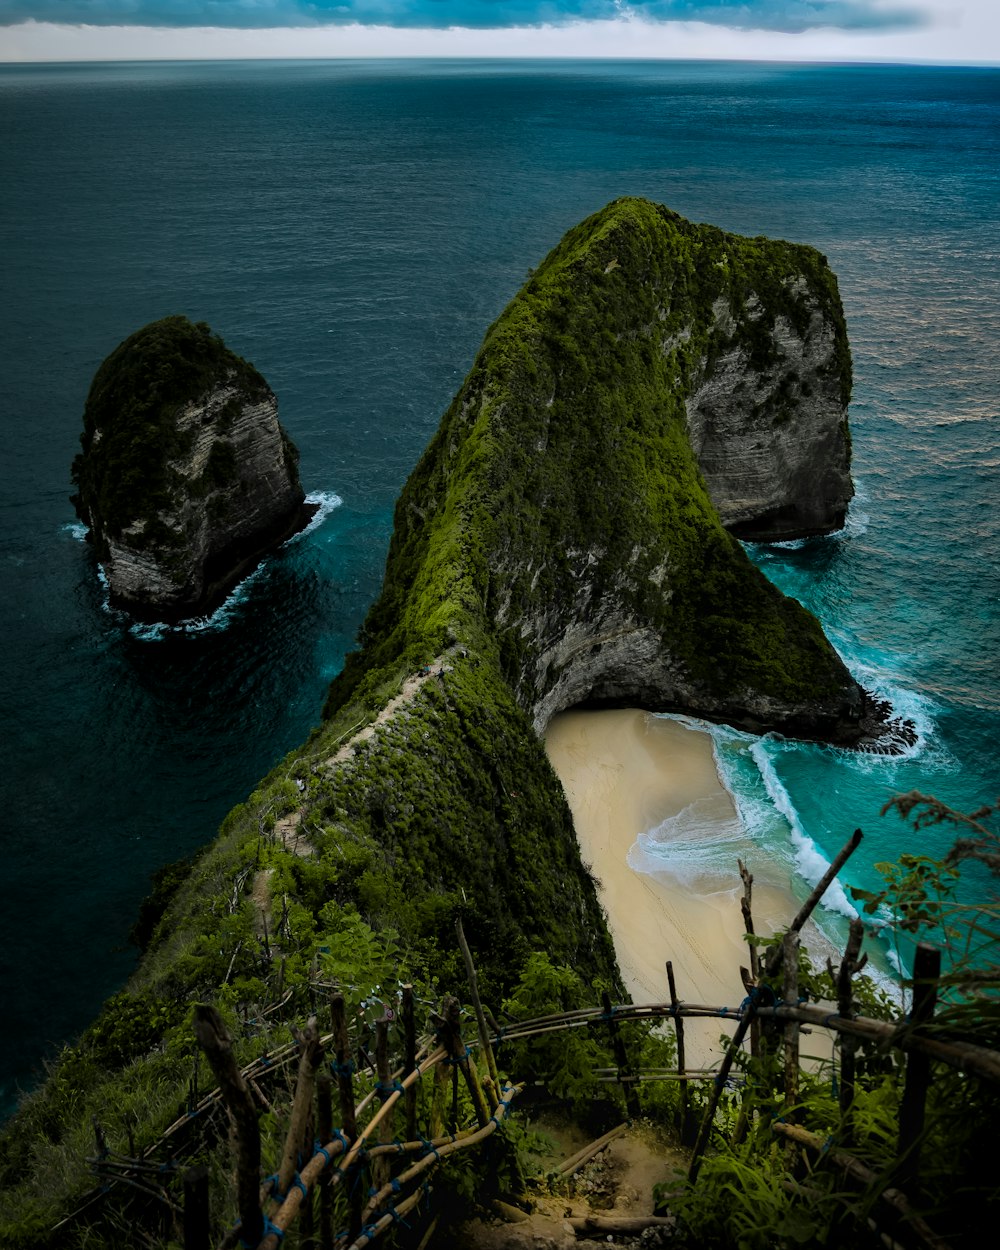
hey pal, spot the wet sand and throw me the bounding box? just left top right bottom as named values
left=545, top=708, right=804, bottom=1065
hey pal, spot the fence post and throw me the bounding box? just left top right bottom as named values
left=897, top=942, right=941, bottom=1191
left=374, top=1017, right=394, bottom=1193
left=836, top=917, right=866, bottom=1143
left=737, top=859, right=760, bottom=1060
left=316, top=1068, right=334, bottom=1250
left=182, top=1163, right=210, bottom=1250
left=456, top=917, right=500, bottom=1105
left=666, top=962, right=693, bottom=1145
left=689, top=1007, right=756, bottom=1184
left=277, top=1017, right=323, bottom=1200
left=330, top=992, right=362, bottom=1240
left=601, top=991, right=641, bottom=1119
left=193, top=1005, right=263, bottom=1249
left=433, top=995, right=491, bottom=1129
left=402, top=984, right=418, bottom=1143
left=782, top=932, right=800, bottom=1120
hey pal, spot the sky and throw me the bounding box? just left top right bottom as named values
left=0, top=1, right=997, bottom=63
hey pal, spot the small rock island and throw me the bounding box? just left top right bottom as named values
left=71, top=316, right=313, bottom=622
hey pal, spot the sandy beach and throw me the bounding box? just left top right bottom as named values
left=545, top=708, right=807, bottom=1065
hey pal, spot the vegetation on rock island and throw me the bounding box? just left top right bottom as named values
left=71, top=316, right=271, bottom=554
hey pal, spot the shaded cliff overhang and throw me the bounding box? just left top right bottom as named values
left=71, top=315, right=312, bottom=623
left=339, top=197, right=893, bottom=749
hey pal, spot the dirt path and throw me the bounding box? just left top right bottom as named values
left=451, top=1119, right=685, bottom=1250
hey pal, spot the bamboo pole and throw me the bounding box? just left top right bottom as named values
left=315, top=1069, right=334, bottom=1250
left=456, top=917, right=500, bottom=1103
left=428, top=1052, right=451, bottom=1139
left=763, top=829, right=863, bottom=979
left=783, top=932, right=800, bottom=1119
left=192, top=1005, right=263, bottom=1249
left=835, top=917, right=865, bottom=1143
left=276, top=1016, right=323, bottom=1200
left=401, top=984, right=418, bottom=1143
left=688, top=1004, right=756, bottom=1184
left=329, top=993, right=361, bottom=1240
left=600, top=990, right=640, bottom=1119
left=737, top=859, right=760, bottom=1061
left=666, top=962, right=693, bottom=1145
left=343, top=1184, right=427, bottom=1250
left=258, top=1048, right=447, bottom=1250
left=771, top=1121, right=953, bottom=1250
left=432, top=995, right=491, bottom=1129
left=897, top=942, right=941, bottom=1192
left=556, top=1123, right=627, bottom=1176
left=750, top=1003, right=1000, bottom=1084
left=374, top=1017, right=393, bottom=1194
left=567, top=1215, right=677, bottom=1237
left=182, top=1163, right=209, bottom=1250
left=360, top=1083, right=522, bottom=1222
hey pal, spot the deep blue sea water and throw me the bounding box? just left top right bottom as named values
left=1, top=59, right=998, bottom=1116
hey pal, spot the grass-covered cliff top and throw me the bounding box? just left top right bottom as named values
left=333, top=196, right=860, bottom=737
left=1, top=200, right=865, bottom=1244
left=70, top=315, right=273, bottom=553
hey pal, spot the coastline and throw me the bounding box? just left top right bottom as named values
left=545, top=708, right=814, bottom=1066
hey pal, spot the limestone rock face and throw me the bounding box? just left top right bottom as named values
left=71, top=316, right=311, bottom=622
left=686, top=288, right=854, bottom=540
left=340, top=197, right=908, bottom=751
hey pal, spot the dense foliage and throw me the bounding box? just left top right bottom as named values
left=70, top=315, right=271, bottom=556
left=336, top=197, right=857, bottom=731
left=665, top=795, right=1000, bottom=1250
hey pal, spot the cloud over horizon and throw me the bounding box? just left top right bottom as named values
left=0, top=1, right=928, bottom=34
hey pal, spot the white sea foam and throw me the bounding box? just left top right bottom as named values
left=112, top=490, right=343, bottom=640
left=63, top=521, right=89, bottom=542
left=287, top=491, right=343, bottom=543
left=749, top=741, right=860, bottom=923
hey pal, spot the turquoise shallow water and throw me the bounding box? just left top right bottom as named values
left=1, top=59, right=997, bottom=1115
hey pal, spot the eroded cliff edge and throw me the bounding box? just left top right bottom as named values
left=71, top=316, right=312, bottom=622
left=336, top=197, right=881, bottom=746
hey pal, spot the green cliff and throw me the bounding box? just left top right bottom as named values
left=2, top=199, right=878, bottom=1243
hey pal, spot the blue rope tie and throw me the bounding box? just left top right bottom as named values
left=418, top=1136, right=441, bottom=1162
left=376, top=1078, right=404, bottom=1102
left=490, top=1095, right=513, bottom=1126
left=240, top=1214, right=285, bottom=1248
left=313, top=1142, right=332, bottom=1168
left=331, top=1057, right=355, bottom=1078
left=389, top=1202, right=410, bottom=1228
left=330, top=1127, right=349, bottom=1155
left=263, top=1214, right=285, bottom=1242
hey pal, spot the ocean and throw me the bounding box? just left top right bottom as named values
left=1, top=58, right=997, bottom=1116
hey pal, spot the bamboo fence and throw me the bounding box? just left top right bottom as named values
left=66, top=830, right=999, bottom=1250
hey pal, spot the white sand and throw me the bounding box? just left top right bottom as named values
left=545, top=708, right=805, bottom=1065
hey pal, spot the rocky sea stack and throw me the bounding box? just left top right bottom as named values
left=71, top=316, right=313, bottom=622
left=338, top=196, right=890, bottom=747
